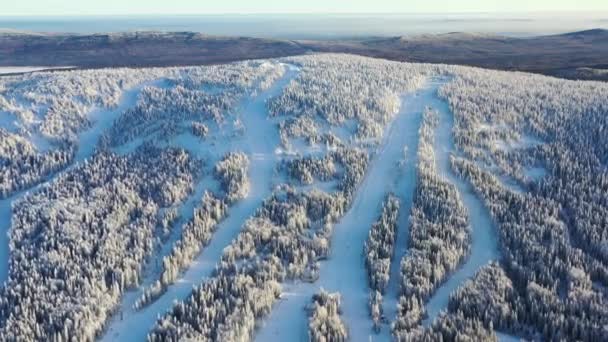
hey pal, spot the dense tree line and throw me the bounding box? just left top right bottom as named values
left=148, top=271, right=281, bottom=341
left=104, top=85, right=235, bottom=147
left=0, top=66, right=182, bottom=198
left=307, top=290, right=348, bottom=342
left=0, top=145, right=199, bottom=340
left=448, top=262, right=538, bottom=339
left=393, top=109, right=471, bottom=339
left=0, top=66, right=177, bottom=140
left=364, top=194, right=400, bottom=330
left=439, top=65, right=608, bottom=341
left=451, top=151, right=608, bottom=341
left=136, top=152, right=250, bottom=308
left=404, top=311, right=497, bottom=341
left=0, top=129, right=75, bottom=198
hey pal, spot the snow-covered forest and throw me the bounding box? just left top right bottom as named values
left=0, top=53, right=607, bottom=341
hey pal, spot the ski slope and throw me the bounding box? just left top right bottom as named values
left=422, top=83, right=500, bottom=325
left=100, top=65, right=298, bottom=342
left=255, top=82, right=446, bottom=342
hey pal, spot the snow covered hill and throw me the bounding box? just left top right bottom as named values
left=0, top=54, right=607, bottom=342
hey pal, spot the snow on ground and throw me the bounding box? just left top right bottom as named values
left=0, top=198, right=14, bottom=282
left=493, top=134, right=544, bottom=152
left=421, top=83, right=500, bottom=326
left=523, top=166, right=547, bottom=181
left=497, top=331, right=523, bottom=342
left=0, top=66, right=75, bottom=76
left=100, top=65, right=298, bottom=342
left=255, top=82, right=440, bottom=342
left=0, top=111, right=18, bottom=132
left=494, top=172, right=526, bottom=194
left=0, top=79, right=154, bottom=283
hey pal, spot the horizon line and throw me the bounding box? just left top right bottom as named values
left=1, top=10, right=607, bottom=18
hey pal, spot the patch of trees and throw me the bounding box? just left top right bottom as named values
left=148, top=271, right=282, bottom=342
left=136, top=152, right=250, bottom=308
left=279, top=116, right=321, bottom=148
left=307, top=290, right=348, bottom=342
left=148, top=147, right=368, bottom=340
left=284, top=155, right=337, bottom=185
left=270, top=54, right=430, bottom=142
left=135, top=191, right=228, bottom=309
left=364, top=194, right=400, bottom=330
left=403, top=311, right=497, bottom=342
left=0, top=66, right=179, bottom=140
left=191, top=121, right=209, bottom=138
left=0, top=145, right=199, bottom=341
left=104, top=85, right=235, bottom=147
left=393, top=109, right=470, bottom=338
left=448, top=262, right=537, bottom=339
left=332, top=148, right=369, bottom=200
left=0, top=129, right=75, bottom=198
left=215, top=151, right=250, bottom=203
left=104, top=62, right=285, bottom=148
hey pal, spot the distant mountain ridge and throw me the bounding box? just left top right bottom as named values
left=1, top=28, right=607, bottom=81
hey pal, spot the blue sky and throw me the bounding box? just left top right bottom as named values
left=2, top=0, right=607, bottom=16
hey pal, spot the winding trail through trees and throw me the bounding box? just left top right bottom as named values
left=254, top=82, right=445, bottom=341
left=0, top=80, right=159, bottom=283
left=100, top=65, right=298, bottom=342
left=421, top=87, right=500, bottom=326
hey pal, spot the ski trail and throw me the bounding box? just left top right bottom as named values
left=382, top=86, right=442, bottom=327
left=0, top=80, right=157, bottom=284
left=100, top=65, right=298, bottom=342
left=421, top=82, right=500, bottom=326
left=255, top=84, right=439, bottom=342
left=497, top=332, right=522, bottom=342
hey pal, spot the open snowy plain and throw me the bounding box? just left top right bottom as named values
left=0, top=54, right=607, bottom=341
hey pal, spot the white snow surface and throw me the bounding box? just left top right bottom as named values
left=0, top=111, right=18, bottom=132
left=255, top=81, right=449, bottom=342
left=100, top=65, right=299, bottom=342
left=421, top=83, right=500, bottom=326
left=0, top=66, right=74, bottom=75
left=523, top=166, right=547, bottom=181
